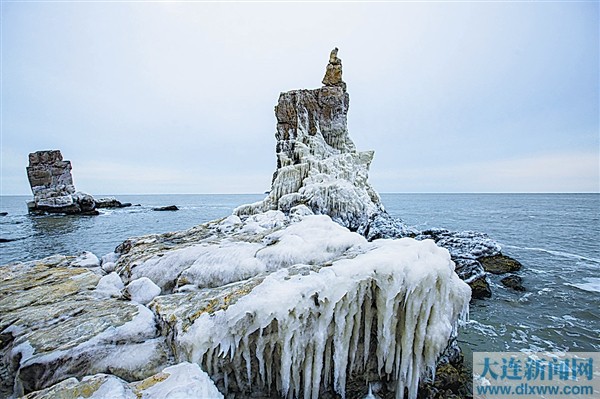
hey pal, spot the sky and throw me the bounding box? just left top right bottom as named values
left=1, top=1, right=598, bottom=195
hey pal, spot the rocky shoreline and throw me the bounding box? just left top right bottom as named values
left=2, top=49, right=523, bottom=399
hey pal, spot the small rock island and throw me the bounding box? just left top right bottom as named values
left=26, top=150, right=130, bottom=215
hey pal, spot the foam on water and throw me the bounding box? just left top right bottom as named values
left=565, top=277, right=600, bottom=293
left=504, top=244, right=600, bottom=265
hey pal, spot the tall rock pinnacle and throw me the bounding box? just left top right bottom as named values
left=26, top=150, right=97, bottom=215
left=235, top=49, right=386, bottom=234
left=322, top=47, right=346, bottom=91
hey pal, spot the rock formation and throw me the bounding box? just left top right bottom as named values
left=26, top=150, right=128, bottom=215
left=95, top=197, right=132, bottom=208
left=322, top=47, right=346, bottom=90
left=235, top=49, right=386, bottom=235
left=26, top=150, right=98, bottom=215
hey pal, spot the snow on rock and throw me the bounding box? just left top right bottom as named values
left=133, top=362, right=223, bottom=399
left=94, top=272, right=124, bottom=298
left=0, top=258, right=169, bottom=397
left=71, top=251, right=100, bottom=268
left=125, top=277, right=161, bottom=304
left=101, top=251, right=119, bottom=265
left=127, top=215, right=366, bottom=293
left=256, top=215, right=367, bottom=268
left=20, top=362, right=222, bottom=399
left=178, top=238, right=471, bottom=399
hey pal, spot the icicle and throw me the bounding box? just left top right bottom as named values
left=177, top=237, right=471, bottom=399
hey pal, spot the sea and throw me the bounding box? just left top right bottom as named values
left=1, top=193, right=599, bottom=358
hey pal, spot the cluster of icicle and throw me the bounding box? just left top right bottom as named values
left=178, top=238, right=471, bottom=399
left=235, top=146, right=382, bottom=233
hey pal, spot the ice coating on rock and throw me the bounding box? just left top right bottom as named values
left=26, top=150, right=99, bottom=215
left=19, top=362, right=223, bottom=399
left=127, top=214, right=366, bottom=292
left=136, top=362, right=224, bottom=399
left=178, top=237, right=471, bottom=399
left=234, top=50, right=385, bottom=234
left=95, top=272, right=125, bottom=299
left=125, top=277, right=162, bottom=305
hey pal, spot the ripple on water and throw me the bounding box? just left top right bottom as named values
left=565, top=277, right=600, bottom=293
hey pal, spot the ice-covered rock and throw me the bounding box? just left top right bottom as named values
left=177, top=237, right=470, bottom=399
left=26, top=150, right=129, bottom=215
left=234, top=49, right=387, bottom=235
left=125, top=277, right=161, bottom=304
left=0, top=256, right=168, bottom=397
left=71, top=251, right=101, bottom=268
left=95, top=272, right=125, bottom=298
left=21, top=362, right=223, bottom=399
left=229, top=49, right=515, bottom=300
left=26, top=150, right=99, bottom=215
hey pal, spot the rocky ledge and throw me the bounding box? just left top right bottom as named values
left=3, top=49, right=522, bottom=399
left=26, top=150, right=128, bottom=215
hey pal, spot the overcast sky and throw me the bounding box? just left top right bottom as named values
left=1, top=1, right=598, bottom=195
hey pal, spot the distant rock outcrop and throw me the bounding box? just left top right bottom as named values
left=95, top=197, right=132, bottom=208
left=153, top=205, right=179, bottom=211
left=26, top=150, right=98, bottom=215
left=26, top=150, right=129, bottom=215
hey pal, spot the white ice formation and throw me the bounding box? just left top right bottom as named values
left=177, top=229, right=471, bottom=399
left=113, top=211, right=471, bottom=399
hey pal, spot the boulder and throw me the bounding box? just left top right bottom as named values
left=153, top=205, right=179, bottom=211
left=480, top=253, right=523, bottom=274
left=500, top=274, right=526, bottom=291
left=95, top=197, right=132, bottom=208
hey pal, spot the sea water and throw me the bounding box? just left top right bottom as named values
left=1, top=193, right=598, bottom=355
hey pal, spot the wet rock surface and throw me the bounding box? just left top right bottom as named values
left=95, top=197, right=132, bottom=208
left=500, top=274, right=526, bottom=291
left=480, top=254, right=523, bottom=274
left=153, top=205, right=179, bottom=211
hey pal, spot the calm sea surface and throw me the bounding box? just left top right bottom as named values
left=1, top=193, right=599, bottom=355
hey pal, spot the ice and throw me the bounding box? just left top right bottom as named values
left=126, top=277, right=161, bottom=304
left=179, top=237, right=471, bottom=399
left=130, top=245, right=214, bottom=290
left=95, top=338, right=165, bottom=375
left=101, top=262, right=117, bottom=273
left=101, top=252, right=119, bottom=265
left=71, top=251, right=100, bottom=268
left=176, top=241, right=266, bottom=289
left=86, top=375, right=136, bottom=399
left=94, top=272, right=124, bottom=299
left=131, top=215, right=365, bottom=292
left=256, top=215, right=367, bottom=269
left=139, top=362, right=223, bottom=399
